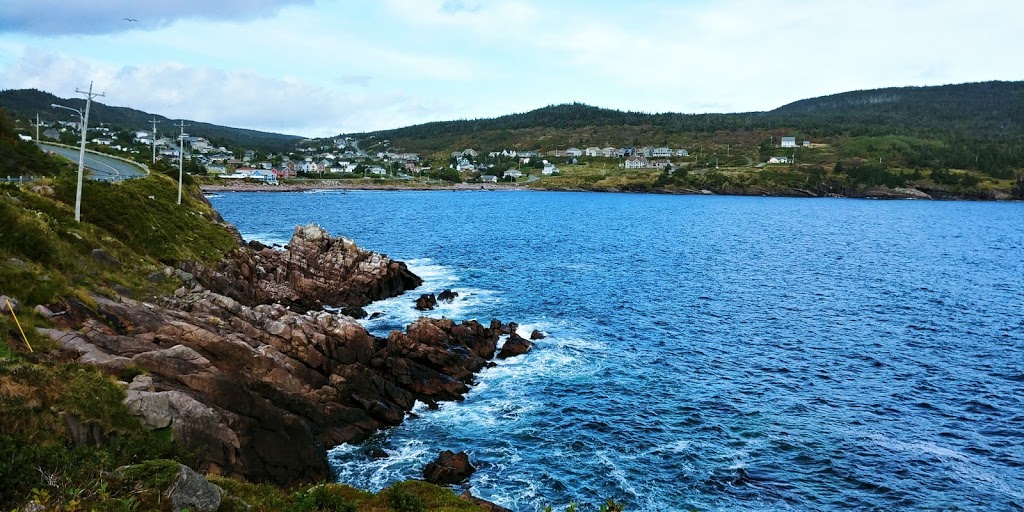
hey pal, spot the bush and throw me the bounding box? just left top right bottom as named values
left=294, top=484, right=357, bottom=512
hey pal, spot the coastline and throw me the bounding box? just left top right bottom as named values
left=200, top=180, right=1018, bottom=201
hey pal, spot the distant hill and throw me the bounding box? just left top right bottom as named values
left=0, top=88, right=304, bottom=153
left=352, top=81, right=1024, bottom=169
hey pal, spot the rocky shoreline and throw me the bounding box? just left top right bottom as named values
left=201, top=181, right=1017, bottom=201
left=40, top=224, right=522, bottom=486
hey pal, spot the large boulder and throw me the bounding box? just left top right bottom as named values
left=166, top=464, right=222, bottom=512
left=497, top=333, right=534, bottom=359
left=423, top=450, right=476, bottom=485
left=415, top=293, right=437, bottom=311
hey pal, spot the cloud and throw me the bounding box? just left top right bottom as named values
left=0, top=47, right=450, bottom=136
left=0, top=0, right=313, bottom=35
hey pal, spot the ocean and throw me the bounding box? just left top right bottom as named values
left=209, top=190, right=1024, bottom=511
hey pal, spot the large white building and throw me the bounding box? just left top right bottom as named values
left=781, top=136, right=797, bottom=148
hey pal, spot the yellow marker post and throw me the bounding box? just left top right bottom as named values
left=5, top=298, right=32, bottom=353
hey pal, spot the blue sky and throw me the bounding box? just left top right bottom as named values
left=1, top=0, right=1021, bottom=137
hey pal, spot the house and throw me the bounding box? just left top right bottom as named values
left=802, top=140, right=812, bottom=147
left=205, top=164, right=227, bottom=175
left=617, top=147, right=636, bottom=157
left=650, top=147, right=673, bottom=158
left=501, top=149, right=518, bottom=158
left=18, top=134, right=32, bottom=141
left=548, top=150, right=568, bottom=158
left=768, top=156, right=791, bottom=164
left=624, top=156, right=648, bottom=169
left=584, top=147, right=601, bottom=157
left=566, top=148, right=583, bottom=157
left=368, top=166, right=388, bottom=176
left=480, top=175, right=498, bottom=183
left=249, top=169, right=279, bottom=184
left=675, top=149, right=689, bottom=157
left=602, top=147, right=616, bottom=158
left=542, top=162, right=559, bottom=175
left=462, top=148, right=478, bottom=158
left=637, top=147, right=652, bottom=157
left=503, top=169, right=523, bottom=179
left=781, top=137, right=796, bottom=148
left=92, top=138, right=113, bottom=145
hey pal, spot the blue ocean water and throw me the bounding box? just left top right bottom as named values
left=209, top=190, right=1024, bottom=511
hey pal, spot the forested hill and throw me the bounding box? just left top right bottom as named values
left=770, top=81, right=1024, bottom=139
left=354, top=81, right=1024, bottom=152
left=0, top=88, right=303, bottom=153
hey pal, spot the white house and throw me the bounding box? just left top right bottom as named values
left=542, top=162, right=559, bottom=175
left=675, top=149, right=689, bottom=157
left=584, top=147, right=601, bottom=157
left=480, top=174, right=498, bottom=183
left=602, top=147, right=616, bottom=157
left=624, top=156, right=648, bottom=169
left=768, top=156, right=791, bottom=164
left=802, top=140, right=812, bottom=147
left=637, top=147, right=652, bottom=157
left=368, top=166, right=388, bottom=176
left=781, top=137, right=797, bottom=148
left=650, top=147, right=673, bottom=158
left=565, top=148, right=583, bottom=157
left=503, top=169, right=523, bottom=179
left=249, top=169, right=279, bottom=184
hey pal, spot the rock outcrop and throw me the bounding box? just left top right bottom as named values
left=497, top=333, right=534, bottom=359
left=185, top=225, right=422, bottom=313
left=39, top=226, right=514, bottom=487
left=423, top=450, right=476, bottom=485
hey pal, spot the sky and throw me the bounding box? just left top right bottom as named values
left=1, top=0, right=1021, bottom=137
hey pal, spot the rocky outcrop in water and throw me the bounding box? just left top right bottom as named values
left=38, top=226, right=512, bottom=487
left=423, top=450, right=476, bottom=485
left=497, top=333, right=534, bottom=359
left=185, top=225, right=422, bottom=313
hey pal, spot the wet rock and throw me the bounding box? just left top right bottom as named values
left=415, top=293, right=437, bottom=311
left=497, top=333, right=533, bottom=359
left=340, top=305, right=368, bottom=319
left=246, top=239, right=268, bottom=251
left=437, top=289, right=459, bottom=302
left=423, top=450, right=476, bottom=485
left=369, top=312, right=383, bottom=320
left=367, top=448, right=390, bottom=459
left=530, top=329, right=546, bottom=340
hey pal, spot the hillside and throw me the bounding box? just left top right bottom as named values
left=353, top=81, right=1024, bottom=175
left=0, top=88, right=304, bottom=153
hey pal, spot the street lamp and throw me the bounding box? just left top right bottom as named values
left=51, top=103, right=88, bottom=222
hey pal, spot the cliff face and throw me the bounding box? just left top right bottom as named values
left=41, top=226, right=507, bottom=486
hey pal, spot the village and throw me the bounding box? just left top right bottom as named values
left=26, top=118, right=812, bottom=186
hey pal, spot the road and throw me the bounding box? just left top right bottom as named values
left=36, top=142, right=148, bottom=181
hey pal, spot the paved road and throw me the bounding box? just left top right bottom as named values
left=36, top=142, right=148, bottom=181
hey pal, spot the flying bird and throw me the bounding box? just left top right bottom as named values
left=123, top=17, right=138, bottom=22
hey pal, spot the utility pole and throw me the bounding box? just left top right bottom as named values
left=150, top=117, right=160, bottom=164
left=52, top=81, right=104, bottom=222
left=35, top=113, right=40, bottom=141
left=175, top=120, right=189, bottom=204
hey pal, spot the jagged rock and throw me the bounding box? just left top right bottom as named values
left=246, top=239, right=268, bottom=251
left=497, top=333, right=534, bottom=359
left=183, top=225, right=422, bottom=312
left=423, top=450, right=476, bottom=485
left=437, top=289, right=459, bottom=302
left=166, top=464, right=222, bottom=512
left=530, top=329, right=546, bottom=340
left=91, top=248, right=121, bottom=267
left=45, top=289, right=509, bottom=486
left=415, top=293, right=437, bottom=310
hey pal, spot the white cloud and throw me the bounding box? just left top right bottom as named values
left=1, top=47, right=451, bottom=136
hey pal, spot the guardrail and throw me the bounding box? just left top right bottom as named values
left=1, top=176, right=40, bottom=183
